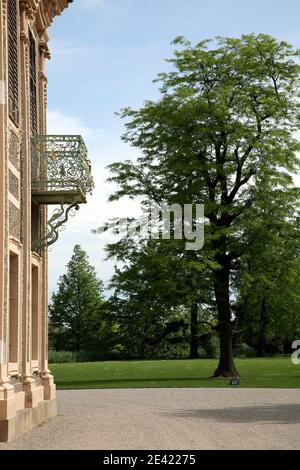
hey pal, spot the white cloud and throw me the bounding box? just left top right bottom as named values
left=46, top=109, right=141, bottom=295
left=47, top=110, right=98, bottom=138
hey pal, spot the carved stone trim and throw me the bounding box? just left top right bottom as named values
left=9, top=201, right=21, bottom=240
left=9, top=376, right=23, bottom=393
left=19, top=0, right=72, bottom=33
left=9, top=170, right=20, bottom=200
left=8, top=130, right=21, bottom=171
left=32, top=370, right=42, bottom=386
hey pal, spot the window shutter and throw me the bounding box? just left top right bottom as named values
left=29, top=30, right=38, bottom=135
left=7, top=0, right=19, bottom=126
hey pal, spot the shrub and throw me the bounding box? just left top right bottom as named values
left=48, top=350, right=122, bottom=364
left=234, top=343, right=256, bottom=358
left=48, top=350, right=76, bottom=363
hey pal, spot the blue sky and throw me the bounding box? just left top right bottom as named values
left=46, top=0, right=300, bottom=296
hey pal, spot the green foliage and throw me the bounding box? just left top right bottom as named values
left=233, top=187, right=300, bottom=355
left=48, top=350, right=122, bottom=364
left=234, top=343, right=256, bottom=358
left=49, top=245, right=117, bottom=354
left=48, top=350, right=76, bottom=364
left=107, top=239, right=216, bottom=359
left=100, top=34, right=300, bottom=375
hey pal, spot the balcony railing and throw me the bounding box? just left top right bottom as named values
left=31, top=135, right=94, bottom=250
left=31, top=135, right=94, bottom=204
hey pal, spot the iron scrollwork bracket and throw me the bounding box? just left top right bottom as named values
left=32, top=202, right=80, bottom=251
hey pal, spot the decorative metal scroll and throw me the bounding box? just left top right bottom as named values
left=31, top=135, right=94, bottom=195
left=31, top=135, right=94, bottom=250
left=32, top=202, right=80, bottom=251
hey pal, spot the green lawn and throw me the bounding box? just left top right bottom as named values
left=50, top=358, right=300, bottom=390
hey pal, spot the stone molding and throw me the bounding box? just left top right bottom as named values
left=19, top=0, right=71, bottom=33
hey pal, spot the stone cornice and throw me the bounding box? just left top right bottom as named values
left=19, top=0, right=72, bottom=33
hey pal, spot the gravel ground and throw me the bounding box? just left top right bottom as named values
left=0, top=388, right=300, bottom=450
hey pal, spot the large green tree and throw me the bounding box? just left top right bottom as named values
left=49, top=245, right=112, bottom=353
left=107, top=34, right=300, bottom=376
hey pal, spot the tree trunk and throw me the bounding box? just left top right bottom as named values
left=213, top=254, right=239, bottom=377
left=257, top=298, right=268, bottom=357
left=189, top=299, right=200, bottom=359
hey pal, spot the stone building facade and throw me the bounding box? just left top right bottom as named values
left=0, top=0, right=92, bottom=441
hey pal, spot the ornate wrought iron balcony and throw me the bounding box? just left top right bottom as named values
left=31, top=135, right=94, bottom=250
left=31, top=135, right=94, bottom=204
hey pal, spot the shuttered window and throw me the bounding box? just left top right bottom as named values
left=29, top=30, right=38, bottom=134
left=7, top=0, right=19, bottom=126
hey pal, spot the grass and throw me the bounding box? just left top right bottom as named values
left=50, top=358, right=300, bottom=390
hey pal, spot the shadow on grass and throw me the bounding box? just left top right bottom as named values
left=166, top=403, right=300, bottom=424
left=56, top=374, right=300, bottom=389
left=56, top=377, right=222, bottom=388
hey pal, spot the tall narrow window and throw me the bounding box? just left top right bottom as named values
left=9, top=252, right=19, bottom=363
left=29, top=30, right=38, bottom=134
left=7, top=0, right=19, bottom=126
left=31, top=264, right=39, bottom=361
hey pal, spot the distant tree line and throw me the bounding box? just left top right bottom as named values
left=49, top=232, right=300, bottom=365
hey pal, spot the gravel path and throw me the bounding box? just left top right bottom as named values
left=1, top=388, right=300, bottom=450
